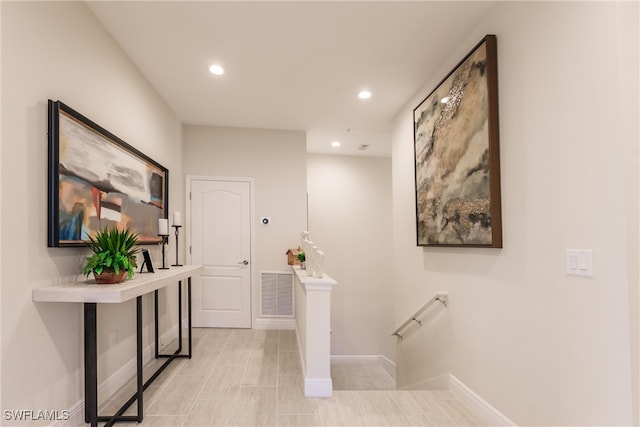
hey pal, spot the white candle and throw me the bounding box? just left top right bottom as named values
left=158, top=218, right=168, bottom=235
left=173, top=212, right=182, bottom=226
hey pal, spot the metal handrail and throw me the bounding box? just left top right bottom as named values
left=391, top=292, right=448, bottom=340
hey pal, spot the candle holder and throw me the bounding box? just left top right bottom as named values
left=158, top=234, right=169, bottom=269
left=172, top=225, right=182, bottom=267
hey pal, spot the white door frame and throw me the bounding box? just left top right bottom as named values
left=186, top=175, right=256, bottom=328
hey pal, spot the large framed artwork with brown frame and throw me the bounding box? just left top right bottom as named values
left=413, top=34, right=502, bottom=247
left=48, top=100, right=169, bottom=247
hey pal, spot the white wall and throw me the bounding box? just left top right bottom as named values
left=391, top=2, right=638, bottom=426
left=183, top=125, right=307, bottom=325
left=1, top=2, right=182, bottom=423
left=307, top=154, right=394, bottom=363
left=0, top=0, right=4, bottom=417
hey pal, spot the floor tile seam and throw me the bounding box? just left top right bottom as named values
left=192, top=351, right=219, bottom=402
left=275, top=330, right=283, bottom=421
left=426, top=403, right=458, bottom=426
left=425, top=394, right=463, bottom=417
left=354, top=389, right=406, bottom=414
left=181, top=371, right=213, bottom=422
left=441, top=396, right=479, bottom=418
left=442, top=395, right=481, bottom=418
left=174, top=372, right=214, bottom=377
left=438, top=399, right=483, bottom=427
left=239, top=344, right=256, bottom=387
left=146, top=374, right=210, bottom=417
left=387, top=389, right=436, bottom=421
left=330, top=395, right=384, bottom=426
left=237, top=384, right=279, bottom=391
left=416, top=395, right=457, bottom=425
left=139, top=367, right=177, bottom=411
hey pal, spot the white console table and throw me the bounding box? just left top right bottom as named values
left=33, top=265, right=203, bottom=427
left=293, top=266, right=337, bottom=397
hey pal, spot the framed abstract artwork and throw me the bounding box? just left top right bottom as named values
left=48, top=100, right=169, bottom=247
left=413, top=34, right=502, bottom=247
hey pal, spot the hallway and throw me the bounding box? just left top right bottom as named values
left=99, top=328, right=484, bottom=426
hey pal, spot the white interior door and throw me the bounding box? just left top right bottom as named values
left=189, top=178, right=252, bottom=328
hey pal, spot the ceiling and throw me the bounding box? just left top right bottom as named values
left=87, top=1, right=497, bottom=157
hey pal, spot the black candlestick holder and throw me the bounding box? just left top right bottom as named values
left=172, top=225, right=182, bottom=267
left=158, top=234, right=169, bottom=269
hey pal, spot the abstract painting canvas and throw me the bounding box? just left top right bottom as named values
left=48, top=100, right=168, bottom=247
left=413, top=35, right=502, bottom=247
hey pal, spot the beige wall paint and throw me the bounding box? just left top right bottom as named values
left=307, top=154, right=394, bottom=361
left=182, top=125, right=307, bottom=323
left=1, top=1, right=182, bottom=420
left=0, top=0, right=3, bottom=416
left=392, top=2, right=638, bottom=425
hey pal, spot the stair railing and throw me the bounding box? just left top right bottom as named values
left=391, top=292, right=448, bottom=340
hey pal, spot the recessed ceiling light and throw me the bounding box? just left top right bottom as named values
left=358, top=90, right=372, bottom=100
left=209, top=64, right=224, bottom=75
left=331, top=141, right=341, bottom=148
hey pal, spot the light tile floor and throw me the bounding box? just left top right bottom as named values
left=331, top=359, right=395, bottom=391
left=96, top=328, right=484, bottom=426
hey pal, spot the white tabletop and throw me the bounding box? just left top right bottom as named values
left=32, top=265, right=203, bottom=304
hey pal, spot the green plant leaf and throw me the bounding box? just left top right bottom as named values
left=83, top=226, right=140, bottom=280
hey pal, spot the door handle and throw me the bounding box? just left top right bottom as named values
left=238, top=260, right=249, bottom=266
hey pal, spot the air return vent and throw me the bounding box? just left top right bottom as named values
left=261, top=271, right=293, bottom=317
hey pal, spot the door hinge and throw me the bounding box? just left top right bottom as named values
left=189, top=192, right=192, bottom=200
left=189, top=246, right=192, bottom=254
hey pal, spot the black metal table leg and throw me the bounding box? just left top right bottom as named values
left=156, top=278, right=193, bottom=362
left=154, top=289, right=159, bottom=359
left=177, top=280, right=183, bottom=354
left=84, top=303, right=98, bottom=427
left=188, top=277, right=192, bottom=359
left=136, top=296, right=143, bottom=422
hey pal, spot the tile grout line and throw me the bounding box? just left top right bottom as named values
left=275, top=329, right=282, bottom=421
left=181, top=331, right=220, bottom=426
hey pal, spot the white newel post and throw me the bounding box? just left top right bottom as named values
left=293, top=266, right=337, bottom=397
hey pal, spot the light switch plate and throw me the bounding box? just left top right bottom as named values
left=566, top=249, right=593, bottom=277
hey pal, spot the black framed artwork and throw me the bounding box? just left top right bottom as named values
left=413, top=35, right=502, bottom=247
left=48, top=100, right=169, bottom=247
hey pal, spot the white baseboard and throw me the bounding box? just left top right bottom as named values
left=380, top=355, right=397, bottom=382
left=401, top=373, right=516, bottom=426
left=253, top=318, right=296, bottom=330
left=448, top=375, right=517, bottom=427
left=56, top=325, right=179, bottom=427
left=304, top=377, right=333, bottom=397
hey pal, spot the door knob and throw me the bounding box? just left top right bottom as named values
left=238, top=260, right=249, bottom=265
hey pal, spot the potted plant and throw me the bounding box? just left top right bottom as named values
left=297, top=252, right=306, bottom=269
left=83, top=227, right=139, bottom=284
